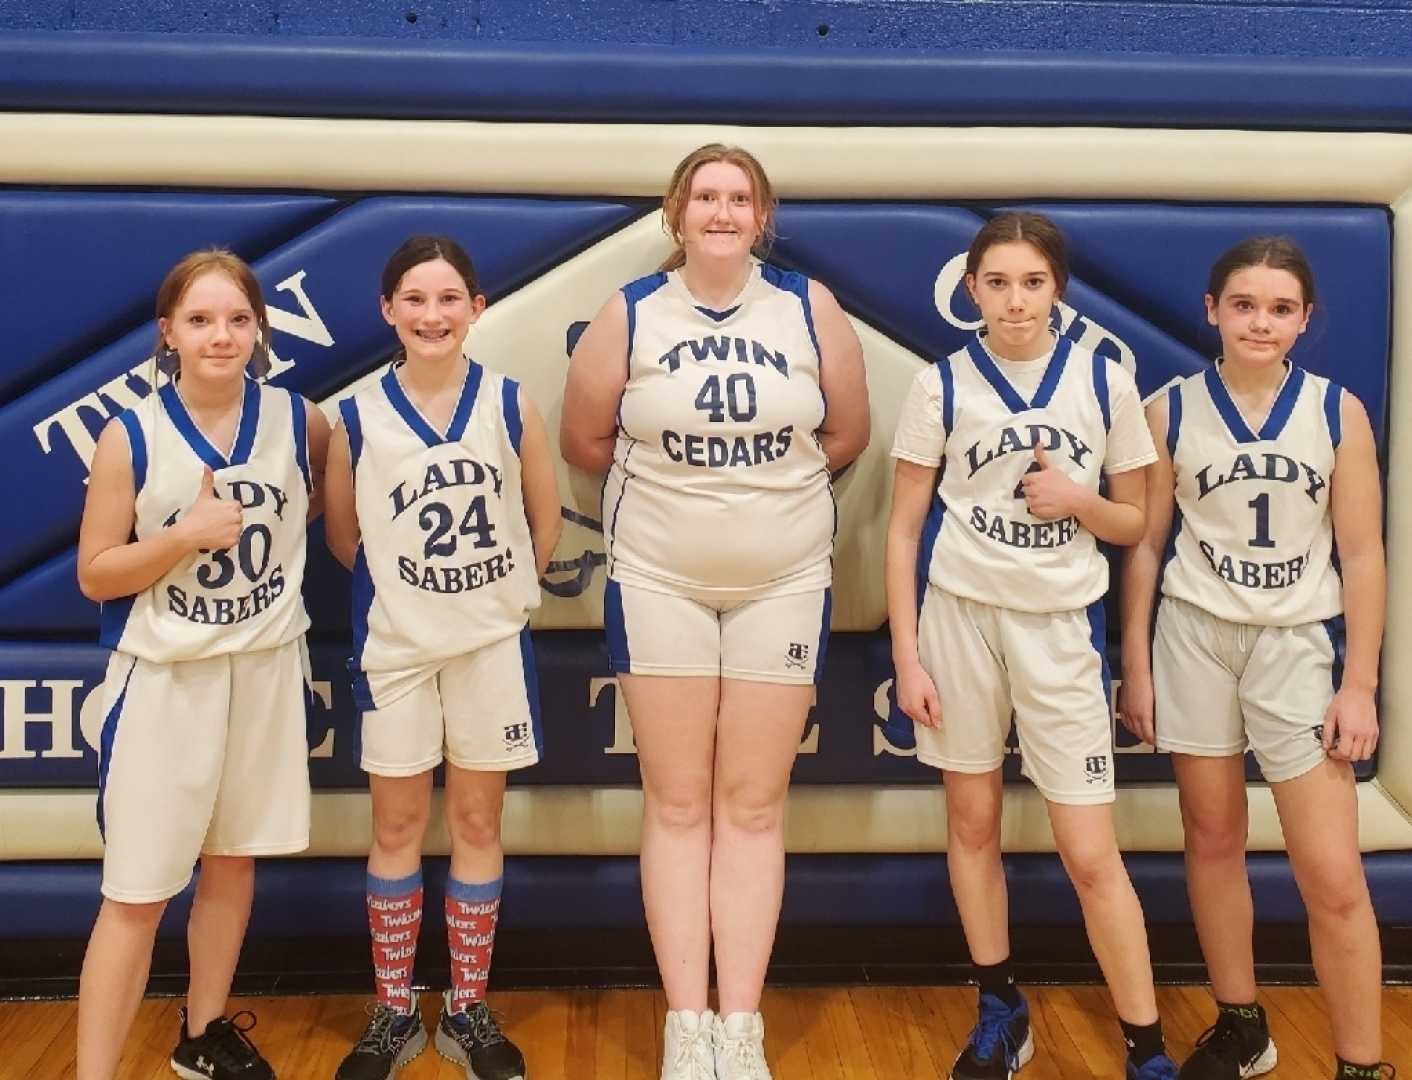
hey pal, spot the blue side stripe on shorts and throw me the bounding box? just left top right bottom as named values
left=604, top=579, right=630, bottom=673
left=519, top=625, right=544, bottom=754
left=813, top=587, right=833, bottom=686
left=95, top=656, right=138, bottom=840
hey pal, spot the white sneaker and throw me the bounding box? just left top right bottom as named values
left=714, top=1012, right=771, bottom=1080
left=661, top=1008, right=717, bottom=1080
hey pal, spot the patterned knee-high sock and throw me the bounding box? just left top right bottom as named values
left=367, top=869, right=423, bottom=1013
left=445, top=875, right=502, bottom=1013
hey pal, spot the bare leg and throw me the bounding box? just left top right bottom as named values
left=444, top=766, right=508, bottom=883
left=1048, top=801, right=1158, bottom=1024
left=621, top=673, right=719, bottom=1013
left=185, top=854, right=255, bottom=1032
left=367, top=771, right=434, bottom=880
left=711, top=678, right=812, bottom=1016
left=943, top=769, right=1010, bottom=965
left=76, top=897, right=167, bottom=1080
left=1272, top=759, right=1382, bottom=1063
left=1172, top=753, right=1257, bottom=1004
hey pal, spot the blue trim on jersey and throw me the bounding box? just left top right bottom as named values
left=604, top=579, right=630, bottom=672
left=380, top=361, right=483, bottom=448
left=445, top=361, right=484, bottom=444
left=95, top=655, right=137, bottom=840
left=694, top=304, right=739, bottom=323
left=813, top=587, right=833, bottom=686
left=916, top=473, right=946, bottom=608
left=1092, top=353, right=1112, bottom=432
left=366, top=868, right=422, bottom=896
left=1085, top=595, right=1113, bottom=711
left=621, top=272, right=669, bottom=363
left=1322, top=614, right=1347, bottom=692
left=116, top=410, right=147, bottom=493
left=350, top=543, right=375, bottom=693
left=502, top=377, right=524, bottom=457
left=1166, top=384, right=1183, bottom=458
left=1205, top=361, right=1305, bottom=444
left=965, top=335, right=1072, bottom=415
left=938, top=358, right=955, bottom=435
left=288, top=390, right=311, bottom=492
left=339, top=396, right=364, bottom=472
left=519, top=625, right=544, bottom=754
left=158, top=376, right=261, bottom=469
left=760, top=262, right=822, bottom=363
left=448, top=874, right=503, bottom=903
left=1324, top=381, right=1344, bottom=449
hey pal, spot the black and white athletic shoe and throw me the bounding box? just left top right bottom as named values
left=434, top=991, right=527, bottom=1080
left=1178, top=1006, right=1277, bottom=1080
left=170, top=1007, right=274, bottom=1080
left=334, top=997, right=429, bottom=1080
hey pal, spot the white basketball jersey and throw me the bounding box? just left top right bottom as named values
left=344, top=361, right=540, bottom=710
left=603, top=262, right=833, bottom=595
left=917, top=337, right=1132, bottom=613
left=100, top=378, right=312, bottom=662
left=1161, top=362, right=1343, bottom=626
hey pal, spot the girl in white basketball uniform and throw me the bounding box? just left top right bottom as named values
left=75, top=250, right=330, bottom=1080
left=562, top=144, right=868, bottom=1080
left=1120, top=238, right=1387, bottom=1080
left=887, top=213, right=1179, bottom=1080
left=324, top=236, right=561, bottom=1080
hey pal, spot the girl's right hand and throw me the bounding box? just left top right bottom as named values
left=894, top=658, right=943, bottom=729
left=1118, top=668, right=1156, bottom=745
left=176, top=467, right=243, bottom=551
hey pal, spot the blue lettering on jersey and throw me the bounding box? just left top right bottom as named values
left=968, top=506, right=1079, bottom=549
left=1194, top=452, right=1327, bottom=503
left=396, top=548, right=516, bottom=593
left=388, top=458, right=504, bottom=520
left=661, top=425, right=794, bottom=468
left=964, top=423, right=1094, bottom=478
left=656, top=335, right=790, bottom=378
left=1197, top=541, right=1312, bottom=590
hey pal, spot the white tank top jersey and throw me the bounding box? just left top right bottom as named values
left=1161, top=361, right=1344, bottom=626
left=891, top=335, right=1156, bottom=614
left=342, top=360, right=540, bottom=709
left=100, top=378, right=312, bottom=662
left=603, top=262, right=834, bottom=597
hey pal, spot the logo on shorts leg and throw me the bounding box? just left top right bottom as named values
left=1084, top=754, right=1110, bottom=784
left=785, top=642, right=810, bottom=670
left=503, top=721, right=532, bottom=752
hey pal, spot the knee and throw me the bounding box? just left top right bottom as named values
left=948, top=807, right=1001, bottom=856
left=645, top=785, right=711, bottom=833
left=1058, top=839, right=1124, bottom=896
left=446, top=804, right=503, bottom=853
left=102, top=896, right=167, bottom=930
left=372, top=802, right=430, bottom=854
left=1183, top=810, right=1248, bottom=864
left=715, top=780, right=786, bottom=835
left=1301, top=861, right=1372, bottom=923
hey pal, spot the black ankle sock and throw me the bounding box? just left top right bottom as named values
left=973, top=958, right=1022, bottom=1009
left=1336, top=1059, right=1385, bottom=1080
left=1121, top=1018, right=1165, bottom=1066
left=1215, top=1000, right=1265, bottom=1027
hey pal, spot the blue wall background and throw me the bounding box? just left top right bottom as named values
left=5, top=0, right=1412, bottom=59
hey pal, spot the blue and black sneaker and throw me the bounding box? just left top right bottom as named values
left=1129, top=1053, right=1180, bottom=1080
left=950, top=992, right=1035, bottom=1079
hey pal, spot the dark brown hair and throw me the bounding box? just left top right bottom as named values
left=660, top=143, right=779, bottom=272
left=381, top=234, right=481, bottom=301
left=154, top=249, right=269, bottom=354
left=1207, top=235, right=1316, bottom=308
left=965, top=212, right=1070, bottom=297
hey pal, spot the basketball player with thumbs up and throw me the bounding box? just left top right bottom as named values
left=885, top=214, right=1178, bottom=1079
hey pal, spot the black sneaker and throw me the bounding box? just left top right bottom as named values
left=335, top=998, right=429, bottom=1080
left=1179, top=1006, right=1277, bottom=1079
left=170, top=1007, right=274, bottom=1079
left=950, top=992, right=1035, bottom=1079
left=434, top=990, right=527, bottom=1080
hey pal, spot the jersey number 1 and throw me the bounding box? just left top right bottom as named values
left=1247, top=492, right=1276, bottom=549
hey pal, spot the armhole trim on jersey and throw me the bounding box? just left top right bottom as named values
left=1092, top=353, right=1112, bottom=432
left=116, top=410, right=147, bottom=494
left=339, top=397, right=364, bottom=474
left=937, top=359, right=955, bottom=437
left=1324, top=381, right=1344, bottom=449
left=502, top=376, right=524, bottom=457
left=761, top=263, right=822, bottom=364
left=289, top=390, right=311, bottom=492
left=1166, top=384, right=1183, bottom=458
left=621, top=272, right=670, bottom=374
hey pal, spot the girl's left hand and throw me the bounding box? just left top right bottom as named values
left=1021, top=443, right=1085, bottom=520
left=1322, top=687, right=1380, bottom=762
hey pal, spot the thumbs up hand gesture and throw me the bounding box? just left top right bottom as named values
left=1020, top=440, right=1084, bottom=521
left=175, top=467, right=243, bottom=551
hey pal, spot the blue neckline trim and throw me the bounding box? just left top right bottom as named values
left=965, top=335, right=1072, bottom=415
left=158, top=376, right=260, bottom=469
left=1204, top=361, right=1304, bottom=444
left=695, top=304, right=740, bottom=322
left=380, top=360, right=483, bottom=447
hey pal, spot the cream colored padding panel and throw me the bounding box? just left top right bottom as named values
left=319, top=213, right=926, bottom=631
left=4, top=782, right=1410, bottom=860
left=6, top=117, right=1412, bottom=203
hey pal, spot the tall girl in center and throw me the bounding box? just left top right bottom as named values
left=886, top=212, right=1176, bottom=1080
left=562, top=143, right=869, bottom=1080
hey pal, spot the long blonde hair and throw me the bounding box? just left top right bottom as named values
left=659, top=143, right=779, bottom=272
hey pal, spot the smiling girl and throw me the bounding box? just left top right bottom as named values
left=886, top=212, right=1177, bottom=1080
left=76, top=249, right=328, bottom=1080
left=325, top=235, right=561, bottom=1080
left=1120, top=237, right=1387, bottom=1080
